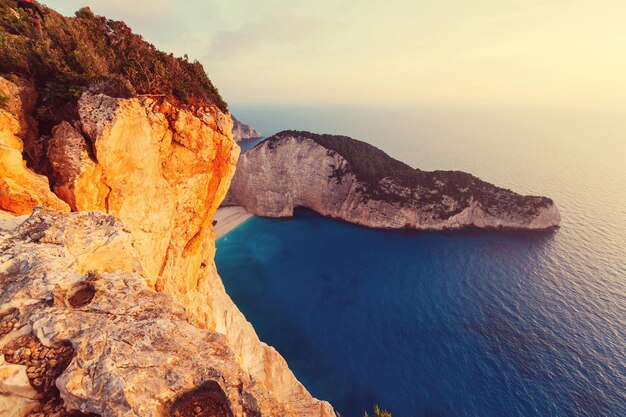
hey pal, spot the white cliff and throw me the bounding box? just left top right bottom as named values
left=228, top=131, right=561, bottom=231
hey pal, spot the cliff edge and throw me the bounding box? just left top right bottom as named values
left=0, top=208, right=292, bottom=417
left=0, top=3, right=335, bottom=416
left=0, top=75, right=335, bottom=417
left=228, top=131, right=561, bottom=230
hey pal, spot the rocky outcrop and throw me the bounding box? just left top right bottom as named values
left=228, top=131, right=561, bottom=230
left=0, top=76, right=336, bottom=417
left=0, top=76, right=70, bottom=215
left=0, top=208, right=292, bottom=417
left=47, top=121, right=109, bottom=212
left=232, top=117, right=261, bottom=142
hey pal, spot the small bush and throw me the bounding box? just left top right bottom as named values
left=44, top=82, right=82, bottom=102
left=74, top=6, right=95, bottom=19
left=364, top=405, right=392, bottom=417
left=88, top=75, right=136, bottom=98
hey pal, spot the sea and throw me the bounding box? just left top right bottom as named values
left=216, top=104, right=626, bottom=417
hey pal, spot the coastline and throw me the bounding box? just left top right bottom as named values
left=214, top=206, right=254, bottom=238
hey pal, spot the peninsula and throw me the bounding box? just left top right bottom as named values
left=227, top=131, right=561, bottom=230
left=232, top=117, right=262, bottom=142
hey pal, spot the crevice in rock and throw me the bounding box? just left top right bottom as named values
left=76, top=123, right=98, bottom=164
left=169, top=381, right=234, bottom=417
left=103, top=183, right=112, bottom=213
left=67, top=281, right=96, bottom=308
left=154, top=245, right=171, bottom=292
left=0, top=308, right=19, bottom=339
left=238, top=384, right=262, bottom=417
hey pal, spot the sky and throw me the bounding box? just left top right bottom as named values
left=44, top=0, right=626, bottom=109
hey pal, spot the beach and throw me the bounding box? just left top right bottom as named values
left=213, top=206, right=253, bottom=239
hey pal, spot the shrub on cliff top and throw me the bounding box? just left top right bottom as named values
left=0, top=0, right=227, bottom=130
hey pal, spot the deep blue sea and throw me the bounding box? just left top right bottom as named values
left=217, top=105, right=626, bottom=417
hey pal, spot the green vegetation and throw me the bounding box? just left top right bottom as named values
left=364, top=405, right=392, bottom=417
left=0, top=0, right=227, bottom=131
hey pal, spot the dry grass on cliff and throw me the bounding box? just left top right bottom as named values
left=0, top=1, right=227, bottom=130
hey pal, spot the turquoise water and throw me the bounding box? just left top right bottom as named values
left=217, top=105, right=626, bottom=416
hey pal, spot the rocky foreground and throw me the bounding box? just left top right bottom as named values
left=0, top=208, right=292, bottom=417
left=228, top=131, right=561, bottom=230
left=0, top=76, right=335, bottom=417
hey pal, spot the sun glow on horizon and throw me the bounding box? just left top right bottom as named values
left=46, top=0, right=626, bottom=110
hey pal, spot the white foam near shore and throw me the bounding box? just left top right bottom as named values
left=213, top=206, right=253, bottom=239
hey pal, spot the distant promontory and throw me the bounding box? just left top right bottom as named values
left=227, top=131, right=561, bottom=230
left=232, top=116, right=262, bottom=142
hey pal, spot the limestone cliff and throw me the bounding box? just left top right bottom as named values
left=0, top=208, right=291, bottom=417
left=0, top=74, right=335, bottom=417
left=0, top=76, right=69, bottom=215
left=232, top=117, right=261, bottom=142
left=228, top=131, right=561, bottom=230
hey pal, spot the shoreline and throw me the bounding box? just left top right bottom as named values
left=213, top=206, right=254, bottom=239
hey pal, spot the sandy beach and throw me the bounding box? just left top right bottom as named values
left=213, top=206, right=254, bottom=239
left=0, top=211, right=27, bottom=233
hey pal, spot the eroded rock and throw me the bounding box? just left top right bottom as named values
left=45, top=94, right=334, bottom=417
left=47, top=122, right=108, bottom=211
left=169, top=381, right=234, bottom=417
left=1, top=81, right=336, bottom=416
left=0, top=76, right=70, bottom=215
left=66, top=282, right=96, bottom=308
left=0, top=208, right=293, bottom=417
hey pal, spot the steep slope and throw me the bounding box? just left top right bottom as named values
left=0, top=208, right=291, bottom=417
left=0, top=3, right=336, bottom=415
left=0, top=76, right=69, bottom=214
left=0, top=74, right=335, bottom=417
left=228, top=131, right=561, bottom=230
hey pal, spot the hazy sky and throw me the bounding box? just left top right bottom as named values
left=45, top=1, right=626, bottom=109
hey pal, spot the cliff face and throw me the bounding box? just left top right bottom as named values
left=0, top=77, right=335, bottom=417
left=0, top=76, right=69, bottom=214
left=228, top=132, right=561, bottom=230
left=232, top=117, right=261, bottom=142
left=0, top=208, right=290, bottom=417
